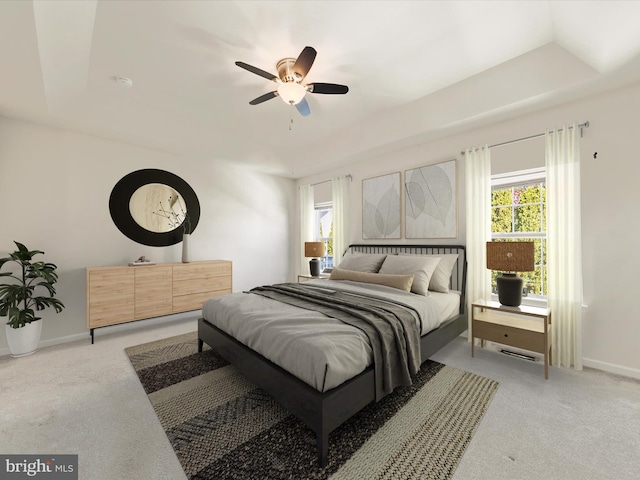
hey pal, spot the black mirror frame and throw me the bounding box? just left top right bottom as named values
left=109, top=169, right=200, bottom=247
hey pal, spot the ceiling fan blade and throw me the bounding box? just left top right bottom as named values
left=308, top=83, right=349, bottom=95
left=295, top=97, right=311, bottom=116
left=292, top=46, right=317, bottom=80
left=235, top=61, right=278, bottom=81
left=249, top=91, right=278, bottom=105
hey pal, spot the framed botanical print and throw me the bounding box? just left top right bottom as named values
left=362, top=172, right=401, bottom=239
left=405, top=159, right=457, bottom=238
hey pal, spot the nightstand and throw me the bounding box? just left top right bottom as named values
left=297, top=274, right=330, bottom=283
left=471, top=299, right=552, bottom=379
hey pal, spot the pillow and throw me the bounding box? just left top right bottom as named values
left=329, top=268, right=414, bottom=292
left=336, top=253, right=387, bottom=273
left=399, top=253, right=459, bottom=293
left=378, top=255, right=441, bottom=296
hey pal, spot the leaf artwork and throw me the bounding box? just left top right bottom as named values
left=363, top=174, right=401, bottom=239
left=405, top=160, right=457, bottom=238
left=377, top=185, right=401, bottom=235
left=406, top=165, right=452, bottom=225
left=363, top=201, right=380, bottom=238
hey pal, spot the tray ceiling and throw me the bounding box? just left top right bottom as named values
left=1, top=1, right=640, bottom=177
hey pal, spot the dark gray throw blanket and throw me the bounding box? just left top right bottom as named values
left=249, top=283, right=422, bottom=401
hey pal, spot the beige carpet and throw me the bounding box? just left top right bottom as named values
left=126, top=332, right=498, bottom=480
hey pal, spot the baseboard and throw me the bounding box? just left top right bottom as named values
left=0, top=331, right=88, bottom=357
left=0, top=312, right=198, bottom=357
left=468, top=335, right=640, bottom=381
left=5, top=321, right=638, bottom=381
left=583, top=357, right=640, bottom=380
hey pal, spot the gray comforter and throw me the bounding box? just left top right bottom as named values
left=250, top=282, right=422, bottom=401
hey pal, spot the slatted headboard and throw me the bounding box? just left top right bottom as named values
left=346, top=244, right=467, bottom=314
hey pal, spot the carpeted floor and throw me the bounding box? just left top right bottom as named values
left=125, top=332, right=499, bottom=480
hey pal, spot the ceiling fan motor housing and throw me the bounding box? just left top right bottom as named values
left=277, top=58, right=302, bottom=83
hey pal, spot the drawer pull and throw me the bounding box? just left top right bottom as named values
left=504, top=334, right=509, bottom=338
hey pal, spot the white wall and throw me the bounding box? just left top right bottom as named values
left=0, top=117, right=295, bottom=351
left=297, top=81, right=640, bottom=379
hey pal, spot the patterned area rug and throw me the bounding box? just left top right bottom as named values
left=126, top=332, right=498, bottom=480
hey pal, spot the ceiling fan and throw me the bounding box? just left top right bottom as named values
left=235, top=46, right=349, bottom=117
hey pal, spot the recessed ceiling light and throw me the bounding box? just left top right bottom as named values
left=115, top=76, right=133, bottom=88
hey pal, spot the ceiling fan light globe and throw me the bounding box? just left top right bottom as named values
left=277, top=82, right=306, bottom=105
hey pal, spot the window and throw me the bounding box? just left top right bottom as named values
left=314, top=203, right=333, bottom=271
left=491, top=168, right=546, bottom=299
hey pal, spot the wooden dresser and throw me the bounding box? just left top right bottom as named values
left=86, top=260, right=232, bottom=342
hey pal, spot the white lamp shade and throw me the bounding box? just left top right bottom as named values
left=277, top=82, right=306, bottom=105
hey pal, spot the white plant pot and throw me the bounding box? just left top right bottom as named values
left=5, top=320, right=42, bottom=357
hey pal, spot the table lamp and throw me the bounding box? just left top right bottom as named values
left=486, top=241, right=535, bottom=307
left=304, top=242, right=326, bottom=277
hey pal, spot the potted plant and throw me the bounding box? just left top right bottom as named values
left=0, top=241, right=65, bottom=357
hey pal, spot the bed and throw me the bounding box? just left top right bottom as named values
left=197, top=244, right=467, bottom=466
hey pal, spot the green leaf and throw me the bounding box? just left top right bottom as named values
left=0, top=242, right=64, bottom=325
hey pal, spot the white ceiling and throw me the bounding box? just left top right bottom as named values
left=2, top=1, right=640, bottom=177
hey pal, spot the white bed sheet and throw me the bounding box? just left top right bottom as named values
left=201, top=279, right=460, bottom=392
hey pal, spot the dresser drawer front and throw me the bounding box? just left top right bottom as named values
left=473, top=321, right=545, bottom=353
left=173, top=289, right=230, bottom=312
left=173, top=262, right=231, bottom=281
left=88, top=269, right=135, bottom=328
left=173, top=276, right=231, bottom=297
left=134, top=266, right=173, bottom=319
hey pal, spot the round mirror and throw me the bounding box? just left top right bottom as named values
left=109, top=169, right=200, bottom=246
left=129, top=183, right=187, bottom=233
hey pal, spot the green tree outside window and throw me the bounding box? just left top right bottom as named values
left=491, top=182, right=546, bottom=296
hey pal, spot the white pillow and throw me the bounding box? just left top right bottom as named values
left=378, top=255, right=441, bottom=295
left=399, top=253, right=458, bottom=293
left=337, top=253, right=387, bottom=273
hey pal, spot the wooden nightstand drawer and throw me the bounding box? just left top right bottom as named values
left=473, top=320, right=545, bottom=353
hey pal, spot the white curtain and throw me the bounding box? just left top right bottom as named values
left=464, top=146, right=492, bottom=335
left=299, top=184, right=314, bottom=275
left=546, top=122, right=583, bottom=370
left=332, top=175, right=351, bottom=267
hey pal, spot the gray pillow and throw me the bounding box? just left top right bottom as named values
left=379, top=255, right=441, bottom=295
left=398, top=253, right=459, bottom=293
left=337, top=253, right=387, bottom=273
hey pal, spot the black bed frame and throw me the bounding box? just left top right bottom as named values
left=197, top=244, right=467, bottom=467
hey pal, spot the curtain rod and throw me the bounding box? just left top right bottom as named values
left=310, top=174, right=352, bottom=187
left=460, top=121, right=589, bottom=155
